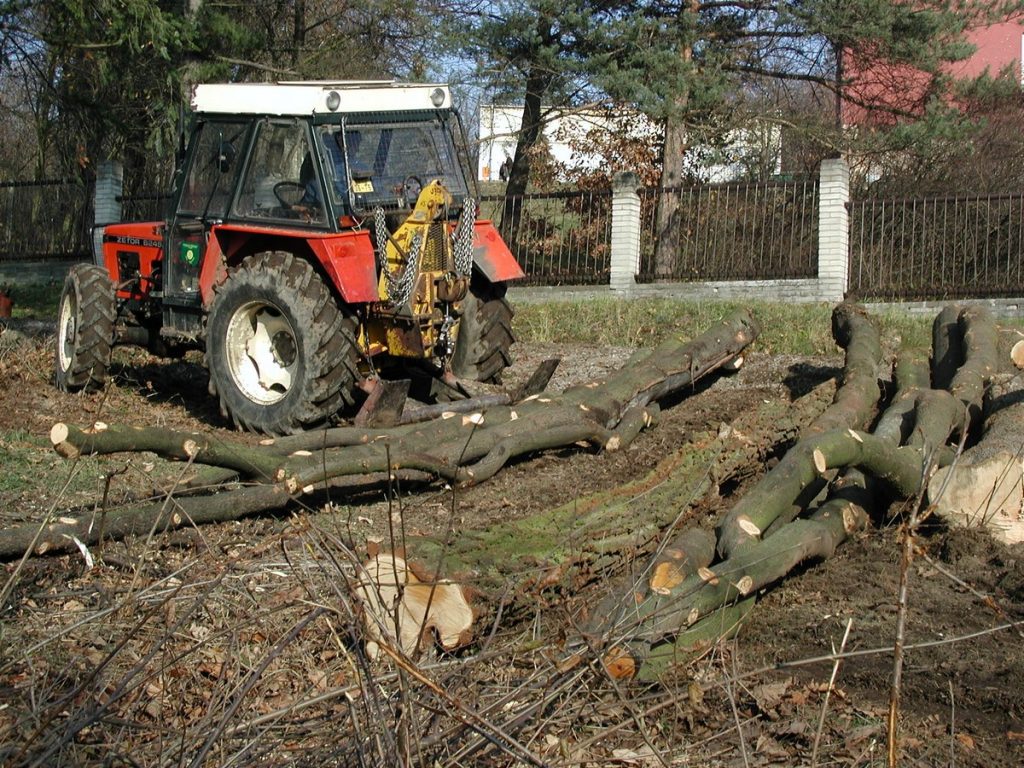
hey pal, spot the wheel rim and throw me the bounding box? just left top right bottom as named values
left=57, top=289, right=77, bottom=373
left=224, top=299, right=298, bottom=406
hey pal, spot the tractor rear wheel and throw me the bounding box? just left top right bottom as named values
left=205, top=252, right=359, bottom=434
left=54, top=263, right=116, bottom=392
left=450, top=274, right=515, bottom=383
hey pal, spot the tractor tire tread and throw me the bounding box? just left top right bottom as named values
left=450, top=276, right=515, bottom=384
left=55, top=264, right=116, bottom=392
left=206, top=251, right=358, bottom=434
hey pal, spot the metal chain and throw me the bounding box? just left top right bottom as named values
left=374, top=206, right=420, bottom=306
left=390, top=232, right=421, bottom=307
left=453, top=198, right=475, bottom=276
left=373, top=207, right=388, bottom=266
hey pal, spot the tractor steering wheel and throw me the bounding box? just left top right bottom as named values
left=273, top=181, right=307, bottom=207
left=402, top=175, right=424, bottom=201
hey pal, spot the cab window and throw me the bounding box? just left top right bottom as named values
left=178, top=120, right=248, bottom=218
left=336, top=119, right=470, bottom=212
left=234, top=121, right=326, bottom=223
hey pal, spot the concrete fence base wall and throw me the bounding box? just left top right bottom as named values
left=0, top=258, right=85, bottom=287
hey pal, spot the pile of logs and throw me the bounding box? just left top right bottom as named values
left=6, top=302, right=1023, bottom=687
left=1, top=309, right=760, bottom=559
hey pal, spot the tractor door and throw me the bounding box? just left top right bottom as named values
left=164, top=119, right=249, bottom=335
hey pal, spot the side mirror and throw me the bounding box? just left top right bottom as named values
left=217, top=141, right=236, bottom=173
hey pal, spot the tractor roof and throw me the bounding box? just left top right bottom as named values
left=191, top=81, right=452, bottom=117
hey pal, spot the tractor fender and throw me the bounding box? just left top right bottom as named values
left=472, top=221, right=525, bottom=282
left=199, top=226, right=379, bottom=307
left=306, top=231, right=379, bottom=304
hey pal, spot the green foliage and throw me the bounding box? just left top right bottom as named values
left=1, top=0, right=451, bottom=181
left=3, top=0, right=1020, bottom=192
left=34, top=0, right=189, bottom=174
left=461, top=0, right=1020, bottom=195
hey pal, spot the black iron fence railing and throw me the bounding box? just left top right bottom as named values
left=7, top=174, right=1024, bottom=304
left=637, top=178, right=819, bottom=282
left=0, top=179, right=94, bottom=261
left=849, top=193, right=1024, bottom=300
left=480, top=189, right=612, bottom=285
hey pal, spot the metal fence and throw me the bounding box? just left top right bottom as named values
left=479, top=189, right=612, bottom=285
left=849, top=192, right=1024, bottom=300
left=637, top=178, right=819, bottom=282
left=118, top=190, right=171, bottom=223
left=0, top=179, right=94, bottom=261
left=9, top=174, right=1024, bottom=303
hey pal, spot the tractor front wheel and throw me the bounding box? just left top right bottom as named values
left=205, top=252, right=359, bottom=434
left=450, top=274, right=515, bottom=383
left=54, top=263, right=116, bottom=392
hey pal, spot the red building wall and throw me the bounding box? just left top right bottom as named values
left=842, top=20, right=1024, bottom=126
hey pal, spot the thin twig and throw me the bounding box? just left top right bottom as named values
left=374, top=640, right=548, bottom=768
left=186, top=607, right=326, bottom=768
left=948, top=679, right=956, bottom=768
left=725, top=618, right=1024, bottom=684
left=722, top=649, right=751, bottom=768
left=811, top=617, right=853, bottom=766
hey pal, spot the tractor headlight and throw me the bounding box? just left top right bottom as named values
left=430, top=88, right=446, bottom=108
left=326, top=91, right=341, bottom=111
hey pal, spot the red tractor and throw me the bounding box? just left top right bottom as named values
left=55, top=81, right=523, bottom=434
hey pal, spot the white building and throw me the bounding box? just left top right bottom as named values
left=477, top=104, right=781, bottom=184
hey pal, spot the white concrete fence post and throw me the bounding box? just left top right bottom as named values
left=817, top=157, right=850, bottom=302
left=609, top=171, right=642, bottom=293
left=92, top=160, right=123, bottom=264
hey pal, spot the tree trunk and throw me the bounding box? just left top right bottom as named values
left=501, top=62, right=554, bottom=235
left=652, top=115, right=687, bottom=278
left=652, top=0, right=698, bottom=277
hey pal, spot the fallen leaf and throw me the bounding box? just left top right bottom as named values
left=955, top=733, right=975, bottom=750
left=752, top=679, right=791, bottom=712
left=754, top=733, right=791, bottom=759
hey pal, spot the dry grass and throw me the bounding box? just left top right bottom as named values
left=0, top=501, right=751, bottom=767
left=515, top=298, right=936, bottom=357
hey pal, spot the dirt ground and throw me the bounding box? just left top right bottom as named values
left=2, top=321, right=1023, bottom=767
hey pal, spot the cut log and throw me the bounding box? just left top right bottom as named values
left=1012, top=339, right=1024, bottom=370
left=931, top=304, right=963, bottom=391
left=949, top=305, right=997, bottom=431
left=717, top=302, right=883, bottom=558
left=49, top=422, right=282, bottom=481
left=601, top=489, right=871, bottom=681
left=355, top=552, right=474, bottom=658
left=929, top=373, right=1024, bottom=544
left=800, top=302, right=884, bottom=439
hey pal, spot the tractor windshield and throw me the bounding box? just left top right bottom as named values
left=316, top=117, right=471, bottom=214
